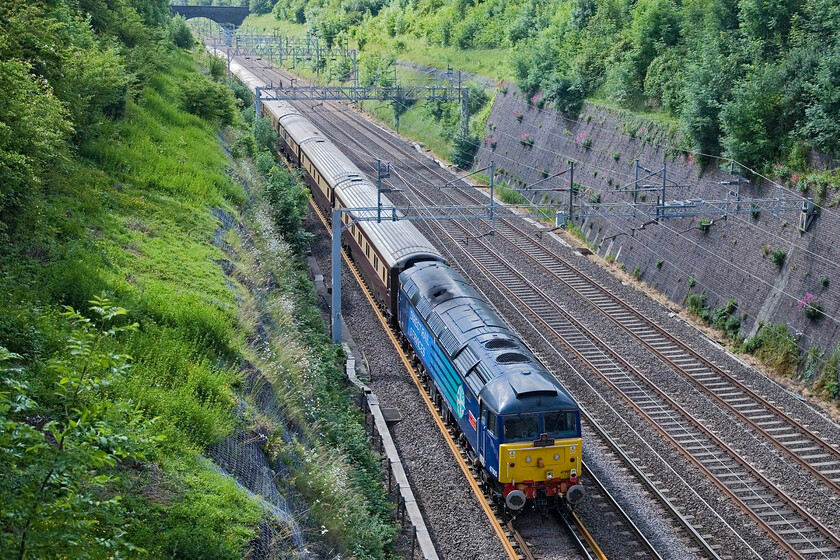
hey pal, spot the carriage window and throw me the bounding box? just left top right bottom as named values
left=504, top=415, right=540, bottom=442
left=373, top=255, right=378, bottom=268
left=543, top=411, right=578, bottom=439
left=365, top=244, right=370, bottom=258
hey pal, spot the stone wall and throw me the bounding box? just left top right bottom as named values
left=474, top=84, right=839, bottom=353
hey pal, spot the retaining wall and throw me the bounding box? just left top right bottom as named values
left=475, top=84, right=840, bottom=353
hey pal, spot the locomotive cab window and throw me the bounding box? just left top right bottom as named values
left=543, top=411, right=578, bottom=439
left=504, top=415, right=540, bottom=442
left=481, top=404, right=498, bottom=438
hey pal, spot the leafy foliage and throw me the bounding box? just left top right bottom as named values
left=0, top=299, right=151, bottom=558
left=743, top=323, right=801, bottom=376
left=179, top=74, right=237, bottom=125
left=337, top=0, right=840, bottom=170
left=170, top=15, right=194, bottom=49
left=264, top=165, right=313, bottom=252
left=451, top=132, right=479, bottom=168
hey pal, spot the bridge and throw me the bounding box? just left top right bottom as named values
left=170, top=5, right=249, bottom=27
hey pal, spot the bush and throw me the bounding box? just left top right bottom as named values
left=253, top=116, right=277, bottom=153
left=743, top=323, right=800, bottom=376
left=180, top=74, right=237, bottom=125
left=814, top=344, right=840, bottom=399
left=170, top=15, right=194, bottom=49
left=451, top=132, right=479, bottom=168
left=798, top=293, right=822, bottom=319
left=264, top=165, right=312, bottom=252
left=768, top=248, right=786, bottom=266
left=250, top=0, right=276, bottom=14
left=685, top=292, right=707, bottom=318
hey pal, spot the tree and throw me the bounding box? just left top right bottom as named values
left=170, top=15, right=194, bottom=49
left=0, top=298, right=152, bottom=559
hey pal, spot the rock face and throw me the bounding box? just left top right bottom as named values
left=475, top=83, right=839, bottom=354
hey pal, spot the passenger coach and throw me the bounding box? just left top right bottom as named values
left=229, top=59, right=446, bottom=318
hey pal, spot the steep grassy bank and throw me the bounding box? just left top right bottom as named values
left=0, top=42, right=396, bottom=558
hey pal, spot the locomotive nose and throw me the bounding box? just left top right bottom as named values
left=505, top=489, right=527, bottom=511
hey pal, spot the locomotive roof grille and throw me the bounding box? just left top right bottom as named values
left=496, top=352, right=530, bottom=364
left=485, top=339, right=518, bottom=349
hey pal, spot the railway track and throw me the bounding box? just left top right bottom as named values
left=232, top=53, right=840, bottom=558
left=236, top=55, right=702, bottom=557
left=306, top=196, right=542, bottom=560
left=309, top=194, right=614, bottom=560
left=289, top=92, right=840, bottom=557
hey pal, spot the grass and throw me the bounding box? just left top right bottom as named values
left=239, top=14, right=310, bottom=37
left=2, top=42, right=401, bottom=558
left=365, top=36, right=513, bottom=81
left=0, top=48, right=266, bottom=557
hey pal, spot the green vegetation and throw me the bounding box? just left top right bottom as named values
left=814, top=345, right=840, bottom=399
left=768, top=248, right=787, bottom=267
left=743, top=324, right=801, bottom=377
left=255, top=0, right=840, bottom=177
left=0, top=0, right=398, bottom=556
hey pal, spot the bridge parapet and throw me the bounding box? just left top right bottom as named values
left=171, top=5, right=249, bottom=27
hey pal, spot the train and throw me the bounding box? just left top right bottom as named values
left=226, top=55, right=585, bottom=512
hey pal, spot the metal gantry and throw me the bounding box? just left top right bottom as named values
left=573, top=159, right=817, bottom=232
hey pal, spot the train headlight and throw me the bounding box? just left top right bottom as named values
left=525, top=457, right=532, bottom=463
left=546, top=471, right=554, bottom=479
left=554, top=454, right=560, bottom=461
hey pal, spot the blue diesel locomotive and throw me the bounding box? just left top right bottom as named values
left=226, top=55, right=585, bottom=512
left=399, top=262, right=584, bottom=511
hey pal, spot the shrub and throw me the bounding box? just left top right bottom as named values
left=798, top=293, right=822, bottom=319
left=264, top=165, right=312, bottom=252
left=253, top=116, right=277, bottom=153
left=582, top=137, right=592, bottom=149
left=656, top=259, right=664, bottom=269
left=180, top=74, right=237, bottom=125
left=820, top=275, right=829, bottom=287
left=170, top=15, right=193, bottom=49
left=254, top=151, right=275, bottom=175
left=517, top=133, right=534, bottom=146
left=250, top=0, right=274, bottom=14
left=688, top=274, right=695, bottom=288
left=230, top=79, right=254, bottom=107
left=514, top=110, right=523, bottom=122
left=611, top=150, right=621, bottom=160
left=768, top=248, right=786, bottom=266
left=743, top=323, right=800, bottom=376
left=451, top=132, right=479, bottom=169
left=632, top=264, right=641, bottom=280
left=814, top=344, right=840, bottom=400
left=685, top=292, right=707, bottom=317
